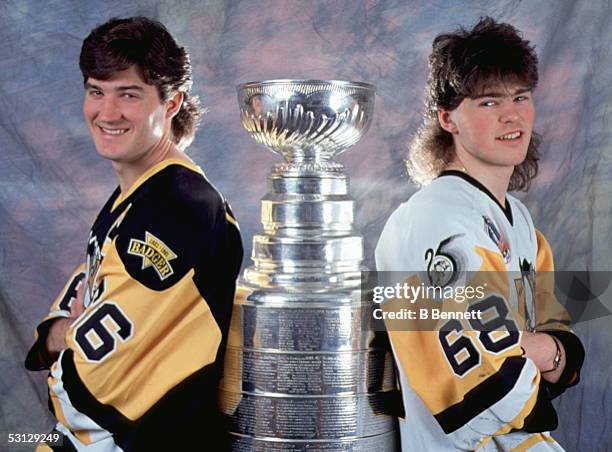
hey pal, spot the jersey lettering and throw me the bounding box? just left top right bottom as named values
left=439, top=319, right=480, bottom=376
left=74, top=302, right=133, bottom=362
left=468, top=295, right=520, bottom=353
left=58, top=273, right=86, bottom=311
left=439, top=295, right=520, bottom=376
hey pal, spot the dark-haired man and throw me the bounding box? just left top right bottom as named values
left=25, top=17, right=242, bottom=451
left=376, top=18, right=584, bottom=451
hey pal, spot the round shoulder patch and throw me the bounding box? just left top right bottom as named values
left=425, top=234, right=466, bottom=288
left=427, top=254, right=456, bottom=287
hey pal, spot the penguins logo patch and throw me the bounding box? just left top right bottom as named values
left=425, top=235, right=462, bottom=287
left=127, top=232, right=177, bottom=281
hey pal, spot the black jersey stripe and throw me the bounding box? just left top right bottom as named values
left=521, top=381, right=558, bottom=433
left=434, top=356, right=529, bottom=433
left=60, top=349, right=231, bottom=450
left=541, top=330, right=585, bottom=398
left=60, top=350, right=133, bottom=439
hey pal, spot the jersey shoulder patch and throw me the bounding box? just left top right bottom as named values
left=126, top=231, right=178, bottom=281
left=114, top=165, right=223, bottom=291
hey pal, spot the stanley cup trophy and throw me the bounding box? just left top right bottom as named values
left=220, top=80, right=399, bottom=451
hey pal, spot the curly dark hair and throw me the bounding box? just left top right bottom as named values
left=79, top=17, right=203, bottom=150
left=407, top=17, right=541, bottom=191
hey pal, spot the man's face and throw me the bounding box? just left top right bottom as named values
left=83, top=66, right=170, bottom=163
left=443, top=83, right=535, bottom=169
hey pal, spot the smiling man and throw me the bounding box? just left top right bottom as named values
left=376, top=18, right=584, bottom=451
left=25, top=17, right=242, bottom=451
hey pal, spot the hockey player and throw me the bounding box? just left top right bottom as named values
left=376, top=17, right=584, bottom=451
left=25, top=17, right=243, bottom=451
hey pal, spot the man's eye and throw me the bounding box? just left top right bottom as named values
left=122, top=93, right=138, bottom=99
left=89, top=90, right=103, bottom=97
left=515, top=95, right=530, bottom=102
left=479, top=100, right=497, bottom=107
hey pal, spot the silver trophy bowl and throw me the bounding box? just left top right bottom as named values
left=222, top=80, right=398, bottom=451
left=238, top=79, right=375, bottom=166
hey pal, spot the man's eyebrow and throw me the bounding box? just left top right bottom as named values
left=85, top=82, right=102, bottom=91
left=84, top=82, right=144, bottom=92
left=472, top=88, right=531, bottom=99
left=115, top=85, right=144, bottom=92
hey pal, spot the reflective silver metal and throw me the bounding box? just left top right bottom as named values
left=221, top=80, right=398, bottom=450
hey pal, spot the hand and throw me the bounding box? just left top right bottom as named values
left=45, top=280, right=86, bottom=355
left=521, top=331, right=565, bottom=383
left=70, top=279, right=86, bottom=318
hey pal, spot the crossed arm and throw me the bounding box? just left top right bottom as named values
left=45, top=278, right=85, bottom=356
left=521, top=331, right=565, bottom=383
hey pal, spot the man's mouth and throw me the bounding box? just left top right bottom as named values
left=98, top=126, right=129, bottom=136
left=497, top=131, right=521, bottom=141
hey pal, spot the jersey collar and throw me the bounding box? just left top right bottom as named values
left=438, top=170, right=514, bottom=225
left=111, top=159, right=203, bottom=212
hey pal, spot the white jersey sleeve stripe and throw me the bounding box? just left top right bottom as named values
left=49, top=351, right=119, bottom=450
left=445, top=358, right=538, bottom=448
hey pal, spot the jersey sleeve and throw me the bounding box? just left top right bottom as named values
left=533, top=230, right=585, bottom=399
left=376, top=205, right=556, bottom=450
left=48, top=189, right=243, bottom=448
left=24, top=264, right=86, bottom=371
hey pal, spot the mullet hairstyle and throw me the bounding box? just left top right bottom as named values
left=79, top=16, right=203, bottom=150
left=407, top=17, right=541, bottom=191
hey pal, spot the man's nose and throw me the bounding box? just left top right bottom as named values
left=499, top=102, right=520, bottom=123
left=98, top=97, right=122, bottom=122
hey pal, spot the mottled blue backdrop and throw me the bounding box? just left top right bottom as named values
left=1, top=1, right=611, bottom=450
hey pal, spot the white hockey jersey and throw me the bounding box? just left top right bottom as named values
left=375, top=171, right=583, bottom=452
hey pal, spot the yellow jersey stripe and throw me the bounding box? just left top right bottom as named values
left=509, top=432, right=556, bottom=452
left=226, top=212, right=239, bottom=229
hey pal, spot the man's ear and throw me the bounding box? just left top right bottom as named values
left=165, top=91, right=184, bottom=119
left=437, top=109, right=458, bottom=134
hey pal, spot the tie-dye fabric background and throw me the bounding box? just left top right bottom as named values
left=1, top=1, right=610, bottom=450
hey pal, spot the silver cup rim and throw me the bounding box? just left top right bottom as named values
left=237, top=79, right=375, bottom=91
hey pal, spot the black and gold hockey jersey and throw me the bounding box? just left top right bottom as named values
left=375, top=171, right=584, bottom=451
left=26, top=159, right=243, bottom=451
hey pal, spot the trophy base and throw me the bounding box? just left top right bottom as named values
left=221, top=286, right=398, bottom=450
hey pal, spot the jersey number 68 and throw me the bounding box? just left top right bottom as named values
left=439, top=295, right=520, bottom=377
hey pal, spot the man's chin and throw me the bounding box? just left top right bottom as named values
left=94, top=147, right=125, bottom=162
left=502, top=148, right=529, bottom=167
